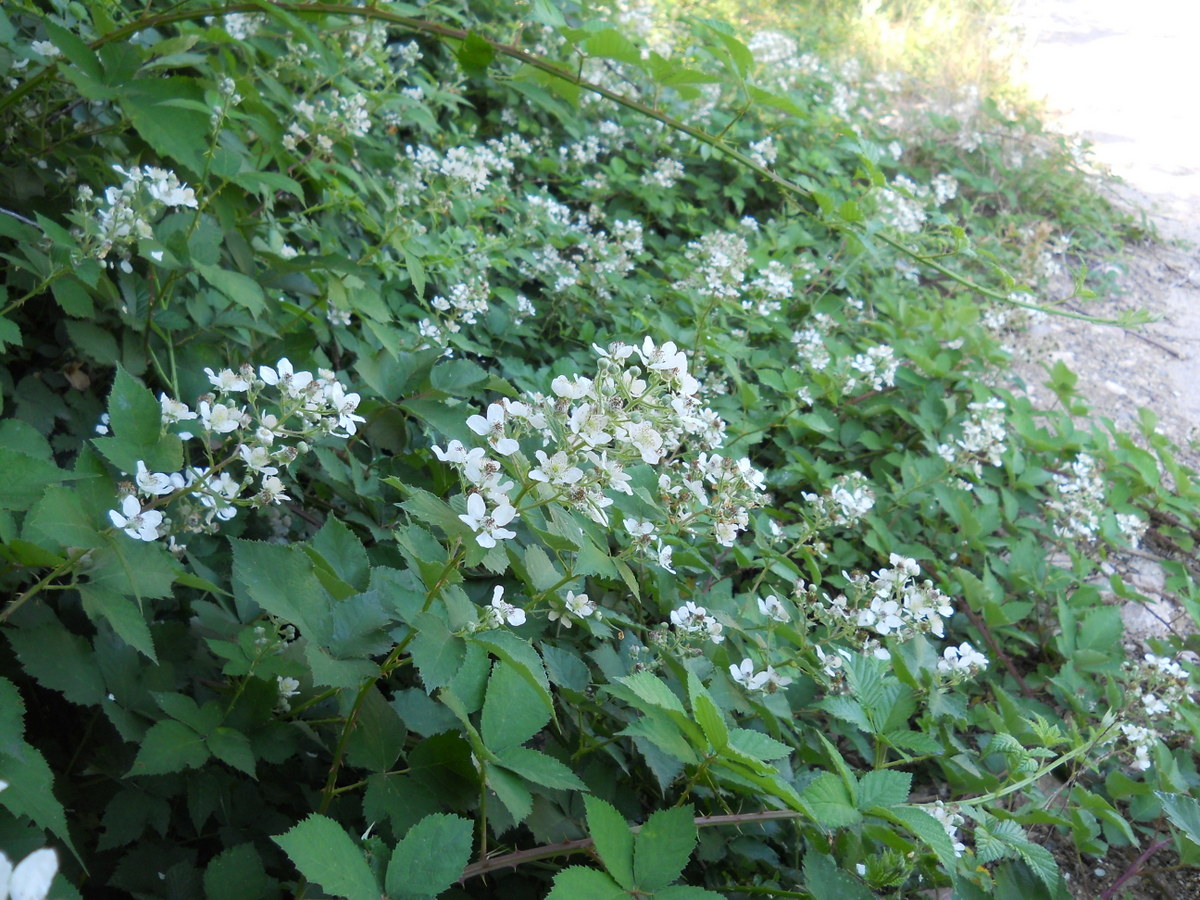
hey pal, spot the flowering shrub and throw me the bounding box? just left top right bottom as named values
left=1, top=1, right=1199, bottom=899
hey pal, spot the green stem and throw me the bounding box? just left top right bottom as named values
left=0, top=548, right=89, bottom=624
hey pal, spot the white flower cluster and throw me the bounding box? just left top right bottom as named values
left=673, top=230, right=750, bottom=301
left=748, top=136, right=778, bottom=168
left=1116, top=652, right=1193, bottom=768
left=72, top=164, right=198, bottom=272
left=845, top=344, right=899, bottom=393
left=808, top=555, right=985, bottom=676
left=937, top=397, right=1007, bottom=479
left=670, top=600, right=724, bottom=644
left=206, top=12, right=264, bottom=40
left=435, top=339, right=763, bottom=553
left=472, top=586, right=526, bottom=631
left=1046, top=453, right=1105, bottom=541
left=641, top=157, right=686, bottom=189
left=802, top=472, right=876, bottom=528
left=108, top=359, right=363, bottom=545
left=875, top=173, right=956, bottom=236
left=937, top=641, right=990, bottom=678
left=928, top=801, right=968, bottom=857
left=401, top=139, right=524, bottom=197
left=282, top=89, right=372, bottom=154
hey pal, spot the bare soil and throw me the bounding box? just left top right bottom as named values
left=1006, top=3, right=1200, bottom=897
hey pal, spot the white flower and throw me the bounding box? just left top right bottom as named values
left=135, top=460, right=175, bottom=496
left=490, top=586, right=526, bottom=626
left=623, top=518, right=655, bottom=539
left=655, top=542, right=676, bottom=573
left=757, top=594, right=789, bottom=622
left=159, top=394, right=196, bottom=424
left=277, top=676, right=301, bottom=698
left=238, top=444, right=279, bottom=475
left=109, top=494, right=163, bottom=541
left=198, top=401, right=244, bottom=434
left=458, top=493, right=518, bottom=548
left=204, top=367, right=250, bottom=391
left=620, top=421, right=664, bottom=464
left=324, top=382, right=366, bottom=436
left=259, top=475, right=291, bottom=505
left=0, top=847, right=58, bottom=900
left=529, top=450, right=583, bottom=485
left=466, top=403, right=519, bottom=455
left=259, top=358, right=314, bottom=396
left=550, top=374, right=593, bottom=399
left=670, top=601, right=708, bottom=632
left=432, top=440, right=471, bottom=464
left=730, top=659, right=767, bottom=690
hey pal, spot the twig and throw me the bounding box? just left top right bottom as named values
left=1098, top=837, right=1170, bottom=900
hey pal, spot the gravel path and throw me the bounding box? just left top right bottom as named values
left=1012, top=0, right=1200, bottom=463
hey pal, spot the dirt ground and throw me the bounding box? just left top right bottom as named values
left=1003, top=4, right=1200, bottom=897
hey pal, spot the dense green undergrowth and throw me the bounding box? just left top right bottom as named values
left=1, top=1, right=1199, bottom=898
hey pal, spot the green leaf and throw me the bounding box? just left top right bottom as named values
left=545, top=866, right=628, bottom=900
left=801, top=772, right=862, bottom=829
left=633, top=804, right=696, bottom=891
left=204, top=844, right=273, bottom=899
left=79, top=584, right=157, bottom=661
left=274, top=814, right=379, bottom=900
left=487, top=763, right=533, bottom=823
left=106, top=365, right=166, bottom=449
left=0, top=733, right=73, bottom=852
left=1158, top=792, right=1200, bottom=846
left=469, top=630, right=553, bottom=717
left=196, top=263, right=266, bottom=316
left=409, top=612, right=465, bottom=692
left=385, top=813, right=473, bottom=898
left=1014, top=841, right=1061, bottom=891
left=481, top=661, right=551, bottom=751
left=726, top=729, right=791, bottom=763
left=207, top=728, right=257, bottom=778
left=129, top=720, right=210, bottom=776
left=619, top=671, right=686, bottom=714
left=24, top=484, right=104, bottom=550
left=119, top=77, right=209, bottom=172
left=887, top=806, right=960, bottom=870
left=232, top=539, right=330, bottom=641
left=456, top=30, right=495, bottom=76
left=4, top=620, right=105, bottom=705
left=0, top=448, right=65, bottom=510
left=310, top=516, right=370, bottom=591
left=803, top=850, right=874, bottom=900
left=584, top=795, right=636, bottom=890
left=856, top=770, right=911, bottom=811
left=688, top=671, right=728, bottom=752
left=344, top=687, right=406, bottom=773
left=654, top=887, right=727, bottom=900
left=495, top=746, right=587, bottom=791
left=523, top=544, right=562, bottom=592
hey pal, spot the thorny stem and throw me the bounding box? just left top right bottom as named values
left=1097, top=837, right=1171, bottom=900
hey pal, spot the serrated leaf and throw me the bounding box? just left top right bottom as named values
left=79, top=584, right=157, bottom=662
left=119, top=77, right=209, bottom=172
left=409, top=613, right=465, bottom=693
left=584, top=795, right=635, bottom=890
left=726, top=728, right=791, bottom=763
left=0, top=742, right=73, bottom=852
left=196, top=263, right=265, bottom=316
left=274, top=814, right=378, bottom=900
left=856, top=770, right=911, bottom=811
left=888, top=806, right=960, bottom=870
left=487, top=763, right=533, bottom=823
left=203, top=844, right=272, bottom=899
left=800, top=772, right=862, bottom=829
left=207, top=727, right=257, bottom=778
left=688, top=671, right=727, bottom=752
left=523, top=544, right=562, bottom=592
left=232, top=539, right=330, bottom=641
left=495, top=746, right=587, bottom=791
left=545, top=866, right=627, bottom=900
left=469, top=630, right=553, bottom=717
left=456, top=30, right=494, bottom=76
left=1015, top=840, right=1061, bottom=891
left=0, top=448, right=65, bottom=510
left=481, top=661, right=551, bottom=751
left=803, top=850, right=874, bottom=900
left=129, top=721, right=210, bottom=776
left=344, top=687, right=406, bottom=773
left=619, top=671, right=686, bottom=714
left=633, top=804, right=695, bottom=892
left=385, top=813, right=472, bottom=897
left=1158, top=792, right=1200, bottom=846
